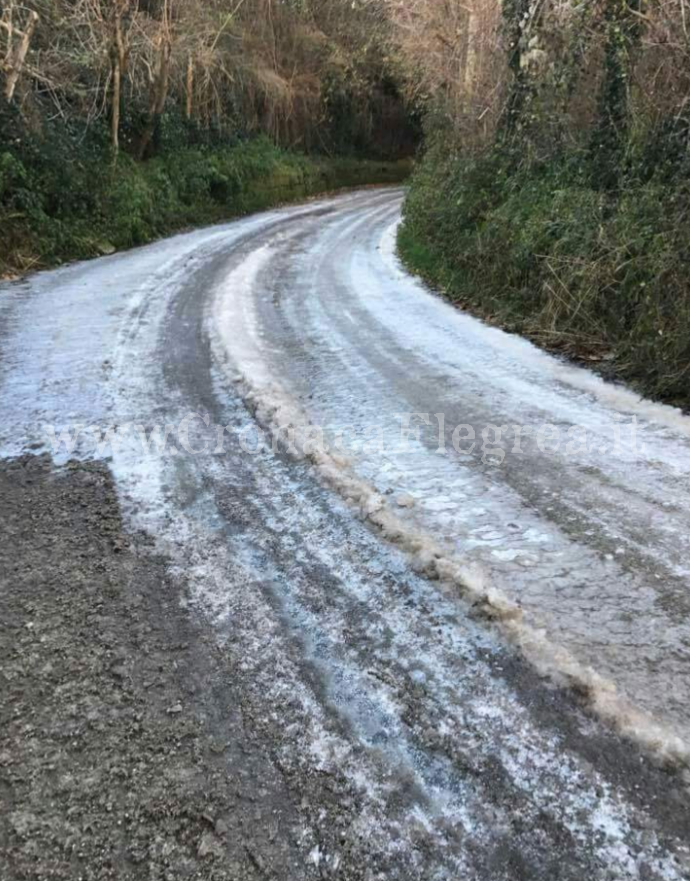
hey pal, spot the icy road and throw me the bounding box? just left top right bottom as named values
left=2, top=188, right=690, bottom=879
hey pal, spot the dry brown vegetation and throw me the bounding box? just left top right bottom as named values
left=381, top=1, right=690, bottom=167
left=385, top=0, right=505, bottom=144
left=0, top=0, right=416, bottom=158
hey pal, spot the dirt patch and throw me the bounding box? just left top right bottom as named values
left=0, top=455, right=316, bottom=880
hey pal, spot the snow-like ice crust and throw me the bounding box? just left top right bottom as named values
left=2, top=190, right=690, bottom=875
left=210, top=203, right=690, bottom=771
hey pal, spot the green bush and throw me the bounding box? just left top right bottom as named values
left=399, top=146, right=690, bottom=405
left=0, top=133, right=410, bottom=278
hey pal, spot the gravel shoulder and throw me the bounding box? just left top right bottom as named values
left=0, top=455, right=320, bottom=880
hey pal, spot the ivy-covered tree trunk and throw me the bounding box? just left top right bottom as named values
left=592, top=0, right=646, bottom=189
left=500, top=0, right=533, bottom=138
left=499, top=0, right=553, bottom=157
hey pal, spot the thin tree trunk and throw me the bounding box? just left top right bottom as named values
left=3, top=9, right=39, bottom=103
left=111, top=57, right=121, bottom=152
left=464, top=4, right=479, bottom=95
left=137, top=35, right=172, bottom=159
left=186, top=53, right=194, bottom=119
left=135, top=0, right=173, bottom=159
left=111, top=5, right=128, bottom=154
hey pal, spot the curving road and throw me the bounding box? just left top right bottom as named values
left=2, top=187, right=690, bottom=879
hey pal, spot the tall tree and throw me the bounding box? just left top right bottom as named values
left=1, top=2, right=39, bottom=104
left=593, top=0, right=647, bottom=187
left=136, top=0, right=174, bottom=159
left=111, top=0, right=135, bottom=154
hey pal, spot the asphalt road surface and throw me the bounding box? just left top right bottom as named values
left=2, top=188, right=690, bottom=879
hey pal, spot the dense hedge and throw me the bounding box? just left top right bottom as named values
left=399, top=143, right=690, bottom=406
left=0, top=130, right=410, bottom=277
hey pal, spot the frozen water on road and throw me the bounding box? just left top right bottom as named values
left=223, top=192, right=690, bottom=748
left=2, top=189, right=690, bottom=878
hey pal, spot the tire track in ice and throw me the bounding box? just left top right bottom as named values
left=209, top=203, right=690, bottom=771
